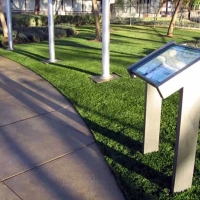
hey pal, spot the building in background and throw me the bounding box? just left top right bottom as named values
left=2, top=0, right=102, bottom=14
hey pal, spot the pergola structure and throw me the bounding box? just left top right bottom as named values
left=6, top=0, right=114, bottom=80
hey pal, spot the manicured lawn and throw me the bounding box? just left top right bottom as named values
left=1, top=25, right=200, bottom=199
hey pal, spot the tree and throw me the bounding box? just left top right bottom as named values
left=167, top=0, right=184, bottom=37
left=185, top=0, right=200, bottom=19
left=92, top=0, right=101, bottom=41
left=0, top=1, right=8, bottom=38
left=156, top=0, right=168, bottom=19
left=167, top=0, right=200, bottom=36
left=34, top=0, right=40, bottom=15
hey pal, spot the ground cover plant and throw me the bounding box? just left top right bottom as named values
left=0, top=25, right=200, bottom=199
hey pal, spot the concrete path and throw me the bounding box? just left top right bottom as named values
left=0, top=56, right=125, bottom=200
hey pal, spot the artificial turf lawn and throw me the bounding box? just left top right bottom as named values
left=1, top=25, right=200, bottom=199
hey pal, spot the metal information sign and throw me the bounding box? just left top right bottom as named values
left=128, top=41, right=200, bottom=87
left=127, top=41, right=200, bottom=193
left=133, top=45, right=200, bottom=85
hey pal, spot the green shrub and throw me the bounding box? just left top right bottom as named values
left=54, top=15, right=74, bottom=25
left=82, top=14, right=95, bottom=24
left=54, top=28, right=67, bottom=38
left=35, top=17, right=43, bottom=27
left=12, top=30, right=18, bottom=38
left=38, top=15, right=48, bottom=26
left=15, top=32, right=29, bottom=43
left=10, top=26, right=75, bottom=44
left=54, top=14, right=94, bottom=26
left=66, top=27, right=76, bottom=37
left=12, top=14, right=36, bottom=27
left=10, top=14, right=94, bottom=28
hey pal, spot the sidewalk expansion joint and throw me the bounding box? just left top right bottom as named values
left=0, top=105, right=71, bottom=128
left=0, top=114, right=41, bottom=128
left=2, top=141, right=96, bottom=182
left=2, top=182, right=23, bottom=200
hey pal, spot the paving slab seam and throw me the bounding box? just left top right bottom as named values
left=0, top=105, right=92, bottom=141
left=0, top=113, right=41, bottom=128
left=2, top=182, right=24, bottom=200
left=2, top=141, right=96, bottom=182
left=0, top=104, right=70, bottom=128
left=7, top=97, right=71, bottom=115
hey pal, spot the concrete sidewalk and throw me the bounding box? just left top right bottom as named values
left=0, top=56, right=125, bottom=200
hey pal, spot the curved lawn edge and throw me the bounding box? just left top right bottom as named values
left=1, top=25, right=200, bottom=200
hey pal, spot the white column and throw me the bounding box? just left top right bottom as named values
left=6, top=0, right=13, bottom=50
left=101, top=0, right=111, bottom=79
left=48, top=0, right=56, bottom=62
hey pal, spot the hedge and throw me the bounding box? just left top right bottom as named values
left=10, top=14, right=95, bottom=28
left=0, top=26, right=76, bottom=45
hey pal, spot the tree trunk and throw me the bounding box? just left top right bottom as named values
left=156, top=0, right=166, bottom=20
left=0, top=2, right=8, bottom=38
left=92, top=0, right=101, bottom=41
left=167, top=0, right=183, bottom=37
left=188, top=10, right=191, bottom=20
left=34, top=0, right=40, bottom=15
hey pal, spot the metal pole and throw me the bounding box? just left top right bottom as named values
left=143, top=83, right=162, bottom=154
left=101, top=0, right=111, bottom=79
left=172, top=85, right=200, bottom=192
left=6, top=0, right=13, bottom=50
left=48, top=0, right=56, bottom=62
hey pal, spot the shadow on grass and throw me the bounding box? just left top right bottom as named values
left=98, top=141, right=171, bottom=200
left=82, top=118, right=171, bottom=200
left=50, top=62, right=99, bottom=76
left=13, top=41, right=142, bottom=77
left=83, top=118, right=143, bottom=152
left=14, top=48, right=47, bottom=61
left=110, top=33, right=167, bottom=45
left=13, top=48, right=100, bottom=76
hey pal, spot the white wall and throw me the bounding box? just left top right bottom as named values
left=63, top=0, right=73, bottom=12
left=26, top=0, right=35, bottom=10
left=0, top=0, right=6, bottom=11
left=73, top=0, right=82, bottom=12
left=83, top=0, right=92, bottom=12
left=12, top=0, right=26, bottom=10
left=3, top=0, right=100, bottom=13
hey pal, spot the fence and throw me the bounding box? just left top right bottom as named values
left=111, top=3, right=200, bottom=29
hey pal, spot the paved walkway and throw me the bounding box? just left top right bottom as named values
left=0, top=56, right=125, bottom=200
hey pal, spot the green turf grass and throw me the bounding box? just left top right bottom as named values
left=1, top=25, right=200, bottom=200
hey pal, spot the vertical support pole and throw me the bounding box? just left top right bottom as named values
left=25, top=0, right=27, bottom=11
left=62, top=0, right=64, bottom=12
left=101, top=0, right=111, bottom=79
left=172, top=85, right=200, bottom=193
left=48, top=0, right=56, bottom=62
left=82, top=0, right=84, bottom=12
left=166, top=0, right=168, bottom=15
left=6, top=0, right=13, bottom=50
left=143, top=83, right=162, bottom=154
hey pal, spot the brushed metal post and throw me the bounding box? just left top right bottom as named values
left=172, top=85, right=200, bottom=192
left=143, top=83, right=162, bottom=154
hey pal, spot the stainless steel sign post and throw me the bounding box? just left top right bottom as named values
left=127, top=41, right=200, bottom=193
